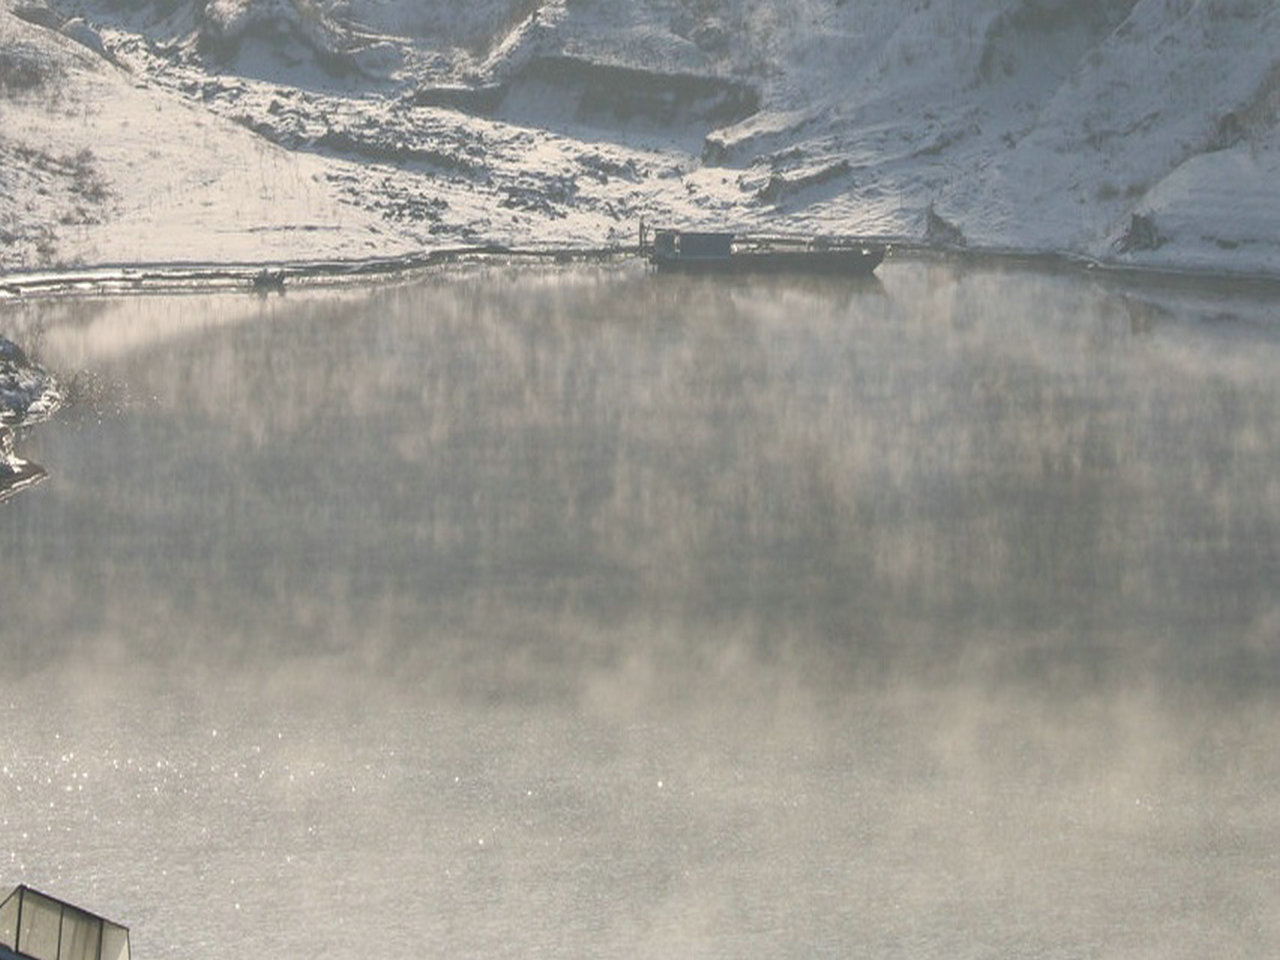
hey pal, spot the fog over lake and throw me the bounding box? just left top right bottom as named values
left=2, top=260, right=1278, bottom=959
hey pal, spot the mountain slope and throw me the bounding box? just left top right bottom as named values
left=2, top=0, right=1277, bottom=275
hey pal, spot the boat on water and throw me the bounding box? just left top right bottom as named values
left=644, top=228, right=885, bottom=276
left=1, top=885, right=130, bottom=960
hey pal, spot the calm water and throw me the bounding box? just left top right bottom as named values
left=2, top=260, right=1278, bottom=959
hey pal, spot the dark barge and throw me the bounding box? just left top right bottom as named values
left=644, top=228, right=884, bottom=276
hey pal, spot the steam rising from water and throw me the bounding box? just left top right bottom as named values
left=2, top=261, right=1278, bottom=959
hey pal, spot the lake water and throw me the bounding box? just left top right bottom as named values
left=2, top=259, right=1278, bottom=959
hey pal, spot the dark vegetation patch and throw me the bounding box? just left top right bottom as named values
left=0, top=42, right=61, bottom=95
left=498, top=171, right=578, bottom=218
left=6, top=143, right=112, bottom=209
left=0, top=140, right=115, bottom=268
left=307, top=127, right=481, bottom=174
left=326, top=170, right=449, bottom=227
left=231, top=109, right=483, bottom=176
left=576, top=151, right=641, bottom=184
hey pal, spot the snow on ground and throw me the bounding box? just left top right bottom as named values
left=0, top=0, right=417, bottom=267
left=1, top=0, right=1278, bottom=277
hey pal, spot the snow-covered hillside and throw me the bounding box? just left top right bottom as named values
left=2, top=0, right=1278, bottom=276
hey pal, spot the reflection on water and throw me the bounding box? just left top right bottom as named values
left=2, top=261, right=1279, bottom=960
left=1, top=335, right=62, bottom=503
left=0, top=428, right=47, bottom=503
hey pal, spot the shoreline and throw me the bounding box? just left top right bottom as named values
left=2, top=239, right=1279, bottom=301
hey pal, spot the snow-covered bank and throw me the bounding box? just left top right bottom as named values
left=2, top=0, right=1278, bottom=278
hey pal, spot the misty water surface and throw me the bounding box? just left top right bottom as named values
left=2, top=260, right=1278, bottom=960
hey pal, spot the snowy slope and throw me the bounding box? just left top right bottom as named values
left=0, top=0, right=418, bottom=268
left=2, top=0, right=1278, bottom=276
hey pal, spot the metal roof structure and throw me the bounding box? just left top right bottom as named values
left=0, top=887, right=129, bottom=960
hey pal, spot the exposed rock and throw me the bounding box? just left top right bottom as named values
left=10, top=3, right=64, bottom=31
left=756, top=158, right=851, bottom=204
left=1114, top=212, right=1164, bottom=253
left=417, top=55, right=759, bottom=138
left=59, top=17, right=108, bottom=59
left=924, top=203, right=966, bottom=246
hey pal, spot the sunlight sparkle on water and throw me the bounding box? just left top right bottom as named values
left=2, top=262, right=1278, bottom=960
